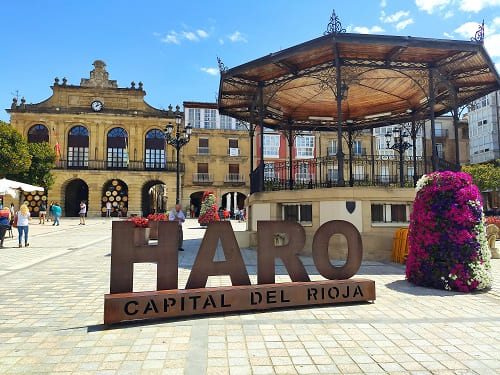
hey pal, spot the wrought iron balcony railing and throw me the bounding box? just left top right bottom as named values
left=193, top=173, right=214, bottom=183
left=53, top=159, right=184, bottom=172
left=197, top=147, right=210, bottom=155
left=224, top=173, right=245, bottom=183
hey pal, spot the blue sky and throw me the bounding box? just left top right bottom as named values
left=1, top=0, right=499, bottom=123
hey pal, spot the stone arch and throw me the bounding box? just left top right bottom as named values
left=63, top=178, right=89, bottom=217
left=27, top=124, right=49, bottom=143
left=101, top=179, right=128, bottom=217
left=141, top=179, right=168, bottom=217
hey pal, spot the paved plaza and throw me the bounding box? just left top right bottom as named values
left=0, top=218, right=499, bottom=375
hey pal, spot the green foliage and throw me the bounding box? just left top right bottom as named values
left=462, top=162, right=500, bottom=192
left=0, top=121, right=31, bottom=177
left=12, top=142, right=56, bottom=190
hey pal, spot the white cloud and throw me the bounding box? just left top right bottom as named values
left=228, top=31, right=247, bottom=43
left=459, top=0, right=500, bottom=12
left=161, top=32, right=180, bottom=44
left=396, top=18, right=414, bottom=30
left=353, top=25, right=385, bottom=34
left=444, top=10, right=454, bottom=18
left=197, top=29, right=209, bottom=38
left=415, top=0, right=451, bottom=14
left=485, top=34, right=500, bottom=57
left=219, top=38, right=225, bottom=45
left=443, top=31, right=454, bottom=38
left=454, top=22, right=482, bottom=38
left=183, top=31, right=198, bottom=41
left=380, top=0, right=387, bottom=6
left=201, top=67, right=219, bottom=76
left=381, top=10, right=410, bottom=23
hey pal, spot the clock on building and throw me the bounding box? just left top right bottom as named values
left=91, top=100, right=103, bottom=112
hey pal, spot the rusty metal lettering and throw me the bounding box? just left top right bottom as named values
left=257, top=221, right=310, bottom=284
left=110, top=221, right=179, bottom=294
left=312, top=220, right=362, bottom=280
left=185, top=221, right=251, bottom=289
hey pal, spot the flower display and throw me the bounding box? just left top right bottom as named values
left=485, top=216, right=500, bottom=227
left=126, top=216, right=149, bottom=228
left=198, top=190, right=220, bottom=225
left=406, top=171, right=492, bottom=292
left=147, top=213, right=168, bottom=221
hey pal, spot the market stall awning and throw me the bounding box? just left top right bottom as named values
left=218, top=30, right=500, bottom=131
left=0, top=178, right=44, bottom=198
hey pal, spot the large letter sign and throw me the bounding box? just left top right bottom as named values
left=104, top=220, right=375, bottom=324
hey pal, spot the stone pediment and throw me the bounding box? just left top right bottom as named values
left=80, top=60, right=118, bottom=88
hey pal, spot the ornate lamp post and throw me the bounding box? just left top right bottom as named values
left=164, top=113, right=192, bottom=204
left=385, top=127, right=412, bottom=188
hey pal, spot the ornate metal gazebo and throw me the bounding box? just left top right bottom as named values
left=218, top=12, right=500, bottom=192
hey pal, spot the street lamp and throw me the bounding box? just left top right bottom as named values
left=385, top=127, right=412, bottom=188
left=164, top=112, right=192, bottom=204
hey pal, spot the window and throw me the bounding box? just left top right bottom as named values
left=295, top=163, right=310, bottom=181
left=188, top=108, right=201, bottom=128
left=354, top=165, right=364, bottom=181
left=264, top=162, right=275, bottom=179
left=197, top=163, right=208, bottom=173
left=198, top=138, right=209, bottom=155
left=327, top=139, right=337, bottom=156
left=107, top=127, right=128, bottom=168
left=353, top=141, right=363, bottom=155
left=407, top=166, right=414, bottom=179
left=235, top=120, right=247, bottom=130
left=229, top=164, right=239, bottom=174
left=220, top=115, right=232, bottom=129
left=282, top=204, right=312, bottom=225
left=27, top=124, right=49, bottom=143
left=371, top=203, right=410, bottom=223
left=380, top=166, right=390, bottom=183
left=67, top=126, right=89, bottom=167
left=145, top=129, right=165, bottom=169
left=435, top=122, right=442, bottom=137
left=228, top=139, right=239, bottom=156
left=436, top=143, right=443, bottom=158
left=263, top=134, right=280, bottom=158
left=295, top=136, right=314, bottom=158
left=376, top=137, right=386, bottom=150
left=327, top=166, right=338, bottom=181
left=204, top=109, right=216, bottom=129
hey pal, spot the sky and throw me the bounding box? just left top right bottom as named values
left=0, top=0, right=499, bottom=123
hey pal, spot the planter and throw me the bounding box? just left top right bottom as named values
left=134, top=227, right=150, bottom=246
left=149, top=221, right=158, bottom=240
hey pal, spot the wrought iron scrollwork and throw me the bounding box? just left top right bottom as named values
left=471, top=20, right=485, bottom=43
left=217, top=56, right=228, bottom=73
left=324, top=9, right=346, bottom=36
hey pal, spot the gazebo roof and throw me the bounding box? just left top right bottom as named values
left=218, top=31, right=500, bottom=131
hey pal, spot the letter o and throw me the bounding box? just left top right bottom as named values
left=312, top=220, right=362, bottom=280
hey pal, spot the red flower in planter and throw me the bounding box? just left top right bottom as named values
left=126, top=217, right=149, bottom=228
left=147, top=213, right=169, bottom=221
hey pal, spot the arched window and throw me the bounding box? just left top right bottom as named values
left=27, top=124, right=49, bottom=143
left=145, top=129, right=165, bottom=169
left=67, top=126, right=89, bottom=168
left=107, top=127, right=128, bottom=169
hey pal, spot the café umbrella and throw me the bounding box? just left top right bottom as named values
left=0, top=178, right=44, bottom=198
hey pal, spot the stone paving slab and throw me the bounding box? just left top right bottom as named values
left=0, top=218, right=499, bottom=374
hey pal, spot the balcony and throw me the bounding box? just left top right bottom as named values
left=197, top=147, right=210, bottom=155
left=193, top=173, right=214, bottom=184
left=224, top=173, right=245, bottom=184
left=53, top=159, right=184, bottom=172
left=227, top=148, right=241, bottom=156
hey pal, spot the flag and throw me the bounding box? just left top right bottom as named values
left=52, top=128, right=61, bottom=164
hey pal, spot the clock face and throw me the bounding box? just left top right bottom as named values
left=91, top=100, right=103, bottom=112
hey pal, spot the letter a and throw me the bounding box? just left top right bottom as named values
left=185, top=221, right=250, bottom=289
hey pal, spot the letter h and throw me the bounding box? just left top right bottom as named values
left=110, top=221, right=179, bottom=294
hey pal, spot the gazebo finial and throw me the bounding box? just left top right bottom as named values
left=324, top=9, right=346, bottom=36
left=471, top=20, right=485, bottom=43
left=217, top=56, right=228, bottom=73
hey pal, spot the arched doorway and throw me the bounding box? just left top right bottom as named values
left=221, top=192, right=247, bottom=218
left=189, top=191, right=204, bottom=218
left=65, top=179, right=89, bottom=217
left=142, top=180, right=168, bottom=217
left=101, top=179, right=128, bottom=217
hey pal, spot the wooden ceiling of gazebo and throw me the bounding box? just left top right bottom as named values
left=218, top=31, right=500, bottom=131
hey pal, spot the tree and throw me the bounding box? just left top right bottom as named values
left=10, top=142, right=56, bottom=190
left=198, top=190, right=220, bottom=225
left=0, top=121, right=31, bottom=177
left=462, top=161, right=500, bottom=192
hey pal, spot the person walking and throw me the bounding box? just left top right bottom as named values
left=9, top=203, right=15, bottom=218
left=16, top=204, right=31, bottom=248
left=169, top=203, right=185, bottom=251
left=39, top=202, right=47, bottom=224
left=48, top=201, right=54, bottom=222
left=106, top=201, right=112, bottom=217
left=0, top=206, right=11, bottom=248
left=79, top=201, right=86, bottom=225
left=52, top=202, right=61, bottom=226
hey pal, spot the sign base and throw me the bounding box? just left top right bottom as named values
left=104, top=279, right=375, bottom=325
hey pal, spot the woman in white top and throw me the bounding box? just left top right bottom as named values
left=16, top=203, right=31, bottom=248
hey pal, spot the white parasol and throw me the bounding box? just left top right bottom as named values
left=0, top=178, right=44, bottom=198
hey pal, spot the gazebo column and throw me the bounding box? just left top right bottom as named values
left=347, top=129, right=354, bottom=187
left=411, top=118, right=418, bottom=187
left=370, top=134, right=375, bottom=186
left=288, top=125, right=294, bottom=190
left=258, top=83, right=265, bottom=190
left=452, top=90, right=461, bottom=167
left=336, top=65, right=345, bottom=187
left=428, top=68, right=438, bottom=171
left=249, top=106, right=255, bottom=172
left=422, top=121, right=428, bottom=174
